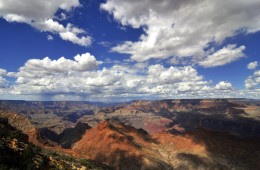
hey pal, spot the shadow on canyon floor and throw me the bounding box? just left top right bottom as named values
left=187, top=127, right=260, bottom=169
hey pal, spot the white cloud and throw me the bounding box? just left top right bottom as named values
left=4, top=52, right=245, bottom=100
left=245, top=70, right=260, bottom=89
left=242, top=89, right=260, bottom=99
left=101, top=0, right=260, bottom=64
left=98, top=41, right=112, bottom=47
left=73, top=53, right=102, bottom=71
left=0, top=77, right=8, bottom=89
left=0, top=0, right=80, bottom=20
left=59, top=13, right=67, bottom=20
left=147, top=65, right=203, bottom=85
left=11, top=53, right=101, bottom=79
left=0, top=69, right=7, bottom=76
left=215, top=81, right=232, bottom=90
left=47, top=35, right=53, bottom=41
left=198, top=45, right=246, bottom=68
left=33, top=19, right=92, bottom=46
left=0, top=69, right=8, bottom=90
left=0, top=0, right=92, bottom=46
left=169, top=56, right=193, bottom=66
left=59, top=31, right=91, bottom=47
left=247, top=61, right=258, bottom=69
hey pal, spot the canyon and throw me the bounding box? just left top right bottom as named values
left=0, top=98, right=260, bottom=169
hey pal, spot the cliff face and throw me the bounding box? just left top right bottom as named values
left=1, top=99, right=259, bottom=138
left=0, top=117, right=113, bottom=170
left=0, top=100, right=100, bottom=112
left=1, top=107, right=260, bottom=170
left=72, top=120, right=173, bottom=169
left=0, top=110, right=94, bottom=149
left=0, top=111, right=58, bottom=147
left=0, top=111, right=35, bottom=132
left=72, top=120, right=260, bottom=170
left=82, top=99, right=260, bottom=138
left=124, top=99, right=239, bottom=112
left=0, top=117, right=48, bottom=169
left=98, top=99, right=241, bottom=117
left=0, top=100, right=100, bottom=135
left=1, top=99, right=259, bottom=145
left=58, top=122, right=91, bottom=148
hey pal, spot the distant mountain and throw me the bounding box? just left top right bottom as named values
left=80, top=98, right=260, bottom=138
left=1, top=98, right=259, bottom=138
left=0, top=100, right=100, bottom=134
left=1, top=99, right=259, bottom=139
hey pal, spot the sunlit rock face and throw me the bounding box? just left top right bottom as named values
left=80, top=99, right=260, bottom=138
left=71, top=120, right=260, bottom=170
left=0, top=99, right=260, bottom=170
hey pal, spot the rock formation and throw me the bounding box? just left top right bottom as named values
left=72, top=120, right=260, bottom=170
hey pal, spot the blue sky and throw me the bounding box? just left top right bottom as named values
left=0, top=0, right=260, bottom=101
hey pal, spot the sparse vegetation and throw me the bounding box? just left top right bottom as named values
left=1, top=99, right=260, bottom=170
left=0, top=117, right=113, bottom=170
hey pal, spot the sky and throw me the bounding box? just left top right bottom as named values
left=0, top=0, right=260, bottom=102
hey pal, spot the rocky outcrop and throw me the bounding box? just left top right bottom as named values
left=0, top=111, right=35, bottom=132
left=0, top=117, right=113, bottom=170
left=72, top=120, right=172, bottom=170
left=1, top=109, right=260, bottom=170
left=0, top=100, right=100, bottom=113
left=0, top=100, right=100, bottom=134
left=58, top=122, right=91, bottom=148
left=117, top=99, right=241, bottom=113
left=119, top=116, right=173, bottom=134
left=85, top=99, right=260, bottom=138
left=186, top=127, right=260, bottom=169
left=2, top=99, right=258, bottom=139
left=0, top=111, right=58, bottom=147
left=72, top=120, right=260, bottom=170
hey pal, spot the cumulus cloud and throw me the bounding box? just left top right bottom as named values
left=245, top=70, right=260, bottom=89
left=147, top=65, right=203, bottom=85
left=0, top=0, right=79, bottom=20
left=6, top=53, right=101, bottom=96
left=247, top=61, right=258, bottom=69
left=10, top=53, right=101, bottom=79
left=0, top=0, right=92, bottom=46
left=0, top=77, right=8, bottom=89
left=59, top=31, right=91, bottom=47
left=4, top=52, right=241, bottom=100
left=101, top=0, right=260, bottom=64
left=169, top=56, right=192, bottom=66
left=198, top=45, right=246, bottom=68
left=0, top=69, right=7, bottom=76
left=215, top=81, right=232, bottom=90
left=0, top=69, right=8, bottom=90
